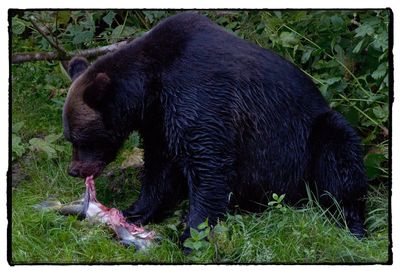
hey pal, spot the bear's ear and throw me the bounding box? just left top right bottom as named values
left=83, top=72, right=112, bottom=109
left=68, top=57, right=90, bottom=81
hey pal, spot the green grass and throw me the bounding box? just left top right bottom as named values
left=11, top=55, right=390, bottom=264
left=12, top=175, right=390, bottom=264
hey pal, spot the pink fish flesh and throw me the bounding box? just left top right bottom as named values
left=83, top=175, right=156, bottom=249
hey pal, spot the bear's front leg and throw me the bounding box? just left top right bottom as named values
left=180, top=140, right=234, bottom=244
left=123, top=159, right=186, bottom=225
left=180, top=180, right=232, bottom=245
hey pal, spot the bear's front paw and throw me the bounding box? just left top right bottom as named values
left=122, top=207, right=145, bottom=224
left=122, top=203, right=157, bottom=225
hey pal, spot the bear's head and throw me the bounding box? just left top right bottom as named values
left=63, top=57, right=125, bottom=178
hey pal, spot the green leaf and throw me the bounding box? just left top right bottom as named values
left=192, top=241, right=202, bottom=250
left=213, top=224, right=228, bottom=234
left=371, top=32, right=388, bottom=51
left=12, top=17, right=26, bottom=35
left=319, top=84, right=329, bottom=100
left=12, top=121, right=24, bottom=133
left=272, top=193, right=279, bottom=201
left=45, top=133, right=61, bottom=143
left=273, top=11, right=282, bottom=19
left=330, top=15, right=344, bottom=27
left=301, top=48, right=314, bottom=64
left=183, top=239, right=195, bottom=249
left=143, top=11, right=167, bottom=24
left=52, top=144, right=66, bottom=153
left=314, top=59, right=338, bottom=70
left=81, top=12, right=96, bottom=32
left=352, top=39, right=364, bottom=54
left=364, top=152, right=386, bottom=180
left=343, top=107, right=359, bottom=127
left=355, top=24, right=374, bottom=38
left=12, top=134, right=26, bottom=160
left=383, top=74, right=389, bottom=87
left=371, top=63, right=387, bottom=80
left=278, top=194, right=286, bottom=202
left=325, top=77, right=341, bottom=86
left=197, top=229, right=209, bottom=240
left=72, top=30, right=94, bottom=45
left=190, top=228, right=200, bottom=241
left=227, top=21, right=238, bottom=30
left=103, top=11, right=116, bottom=26
left=12, top=134, right=21, bottom=146
left=197, top=218, right=208, bottom=230
left=57, top=11, right=71, bottom=26
left=256, top=22, right=266, bottom=33
left=166, top=224, right=177, bottom=231
left=334, top=81, right=348, bottom=93
left=66, top=24, right=82, bottom=36
left=279, top=32, right=298, bottom=47
left=110, top=25, right=136, bottom=41
left=372, top=105, right=388, bottom=121
left=29, top=138, right=57, bottom=159
left=334, top=44, right=345, bottom=61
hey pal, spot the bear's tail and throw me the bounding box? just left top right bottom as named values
left=308, top=110, right=367, bottom=238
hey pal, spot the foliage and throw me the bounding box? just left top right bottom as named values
left=183, top=219, right=214, bottom=262
left=28, top=133, right=66, bottom=160
left=12, top=121, right=27, bottom=160
left=12, top=121, right=65, bottom=160
left=10, top=10, right=390, bottom=264
left=11, top=10, right=174, bottom=51
left=268, top=193, right=287, bottom=212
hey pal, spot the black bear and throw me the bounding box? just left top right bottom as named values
left=63, top=12, right=367, bottom=241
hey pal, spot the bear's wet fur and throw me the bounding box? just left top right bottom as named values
left=64, top=13, right=367, bottom=241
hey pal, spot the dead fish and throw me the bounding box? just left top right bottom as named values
left=34, top=197, right=87, bottom=217
left=34, top=175, right=156, bottom=250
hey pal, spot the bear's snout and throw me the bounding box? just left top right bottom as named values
left=68, top=161, right=106, bottom=178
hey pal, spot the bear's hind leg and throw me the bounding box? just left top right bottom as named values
left=308, top=111, right=367, bottom=238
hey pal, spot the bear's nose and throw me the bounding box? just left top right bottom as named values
left=68, top=165, right=80, bottom=177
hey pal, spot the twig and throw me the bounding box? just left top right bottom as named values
left=29, top=16, right=66, bottom=57
left=12, top=39, right=132, bottom=64
left=281, top=24, right=373, bottom=98
left=337, top=93, right=388, bottom=136
left=300, top=67, right=389, bottom=135
left=214, top=11, right=238, bottom=16
left=134, top=11, right=150, bottom=29
left=351, top=19, right=361, bottom=27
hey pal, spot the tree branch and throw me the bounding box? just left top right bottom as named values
left=12, top=11, right=236, bottom=65
left=29, top=16, right=66, bottom=56
left=12, top=39, right=132, bottom=64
